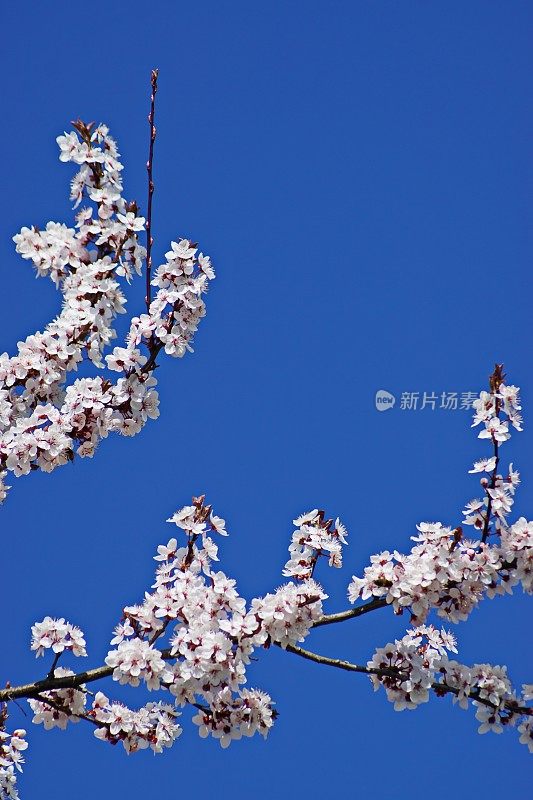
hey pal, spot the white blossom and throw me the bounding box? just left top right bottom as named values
left=31, top=616, right=86, bottom=658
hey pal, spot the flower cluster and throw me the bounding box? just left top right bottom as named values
left=105, top=498, right=327, bottom=740
left=242, top=580, right=326, bottom=649
left=499, top=517, right=533, bottom=593
left=105, top=640, right=173, bottom=691
left=1, top=121, right=213, bottom=500
left=145, top=239, right=213, bottom=360
left=518, top=684, right=533, bottom=753
left=0, top=726, right=27, bottom=800
left=368, top=625, right=457, bottom=711
left=90, top=693, right=181, bottom=754
left=28, top=669, right=86, bottom=730
left=440, top=660, right=516, bottom=727
left=368, top=627, right=533, bottom=751
left=465, top=373, right=522, bottom=536
left=348, top=379, right=532, bottom=623
left=283, top=509, right=348, bottom=579
left=192, top=687, right=274, bottom=748
left=347, top=520, right=525, bottom=624
left=27, top=497, right=332, bottom=756
left=31, top=617, right=87, bottom=658
left=28, top=676, right=181, bottom=755
left=472, top=381, right=522, bottom=441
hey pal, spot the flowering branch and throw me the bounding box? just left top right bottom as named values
left=0, top=601, right=387, bottom=705
left=1, top=90, right=215, bottom=503
left=281, top=641, right=533, bottom=718
left=480, top=364, right=504, bottom=544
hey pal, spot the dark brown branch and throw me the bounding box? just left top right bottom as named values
left=145, top=68, right=159, bottom=312
left=0, top=648, right=168, bottom=703
left=3, top=632, right=532, bottom=722
left=46, top=652, right=62, bottom=680
left=280, top=642, right=396, bottom=676
left=480, top=436, right=500, bottom=544
left=481, top=363, right=504, bottom=545
left=312, top=597, right=387, bottom=628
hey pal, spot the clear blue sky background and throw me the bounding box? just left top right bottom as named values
left=1, top=2, right=532, bottom=797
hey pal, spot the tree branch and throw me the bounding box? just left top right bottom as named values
left=2, top=593, right=529, bottom=725
left=480, top=363, right=503, bottom=545
left=0, top=599, right=388, bottom=703
left=145, top=68, right=159, bottom=312
left=312, top=597, right=387, bottom=628
left=280, top=642, right=532, bottom=717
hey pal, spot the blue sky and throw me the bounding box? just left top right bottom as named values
left=1, top=1, right=532, bottom=797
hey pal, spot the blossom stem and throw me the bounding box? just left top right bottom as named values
left=45, top=653, right=62, bottom=681
left=145, top=68, right=159, bottom=312
left=481, top=436, right=500, bottom=545
left=481, top=364, right=503, bottom=545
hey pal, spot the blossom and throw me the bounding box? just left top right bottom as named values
left=116, top=211, right=145, bottom=231
left=31, top=616, right=86, bottom=658
left=368, top=626, right=454, bottom=711
left=518, top=719, right=533, bottom=753
left=283, top=509, right=348, bottom=579
left=0, top=727, right=28, bottom=799
left=90, top=692, right=182, bottom=754
left=209, top=513, right=228, bottom=536
left=478, top=418, right=509, bottom=443
left=469, top=457, right=497, bottom=474
left=192, top=687, right=274, bottom=748
left=105, top=640, right=173, bottom=690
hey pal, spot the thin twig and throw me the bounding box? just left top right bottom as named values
left=46, top=652, right=62, bottom=680
left=481, top=436, right=500, bottom=544
left=145, top=68, right=159, bottom=312
left=480, top=364, right=504, bottom=545
left=280, top=642, right=395, bottom=676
